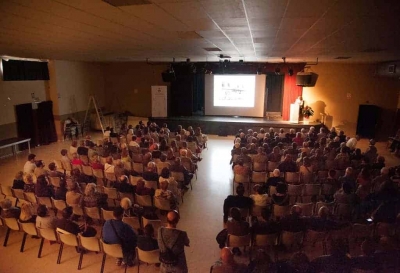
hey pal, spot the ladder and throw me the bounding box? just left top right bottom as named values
left=83, top=95, right=105, bottom=135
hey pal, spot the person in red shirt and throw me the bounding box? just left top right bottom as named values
left=71, top=153, right=84, bottom=165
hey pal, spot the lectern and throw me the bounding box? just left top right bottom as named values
left=290, top=104, right=300, bottom=123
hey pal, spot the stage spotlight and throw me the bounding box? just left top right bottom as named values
left=275, top=67, right=281, bottom=75
left=239, top=59, right=244, bottom=63
left=288, top=68, right=294, bottom=76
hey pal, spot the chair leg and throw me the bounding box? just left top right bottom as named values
left=57, top=243, right=64, bottom=264
left=100, top=253, right=106, bottom=273
left=78, top=250, right=84, bottom=270
left=38, top=238, right=45, bottom=258
left=124, top=262, right=127, bottom=273
left=3, top=228, right=11, bottom=247
left=20, top=233, right=27, bottom=252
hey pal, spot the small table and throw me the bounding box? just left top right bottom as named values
left=0, top=137, right=31, bottom=156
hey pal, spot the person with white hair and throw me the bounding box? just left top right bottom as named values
left=0, top=199, right=21, bottom=219
left=142, top=161, right=159, bottom=181
left=346, top=135, right=360, bottom=151
left=155, top=179, right=178, bottom=210
left=83, top=183, right=108, bottom=209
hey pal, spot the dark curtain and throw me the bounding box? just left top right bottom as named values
left=15, top=101, right=57, bottom=147
left=170, top=75, right=193, bottom=116
left=192, top=74, right=205, bottom=115
left=2, top=59, right=49, bottom=81
left=37, top=101, right=57, bottom=144
left=265, top=73, right=284, bottom=114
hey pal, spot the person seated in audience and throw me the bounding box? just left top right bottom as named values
left=271, top=182, right=289, bottom=206
left=310, top=148, right=327, bottom=171
left=307, top=206, right=339, bottom=232
left=166, top=147, right=176, bottom=161
left=54, top=180, right=68, bottom=201
left=19, top=202, right=36, bottom=225
left=155, top=180, right=178, bottom=209
left=103, top=206, right=137, bottom=267
left=36, top=204, right=57, bottom=229
left=328, top=127, right=337, bottom=139
left=90, top=156, right=104, bottom=170
left=83, top=183, right=108, bottom=209
left=278, top=154, right=297, bottom=173
left=337, top=130, right=346, bottom=143
left=12, top=171, right=25, bottom=189
left=346, top=135, right=360, bottom=151
left=115, top=175, right=135, bottom=194
left=35, top=175, right=53, bottom=197
left=292, top=132, right=304, bottom=147
left=114, top=161, right=128, bottom=178
left=230, top=143, right=242, bottom=165
left=142, top=152, right=153, bottom=167
left=137, top=223, right=159, bottom=251
left=372, top=155, right=385, bottom=170
left=71, top=153, right=84, bottom=166
left=334, top=181, right=357, bottom=205
left=142, top=162, right=159, bottom=182
left=334, top=147, right=351, bottom=170
left=251, top=207, right=280, bottom=235
left=179, top=149, right=196, bottom=172
left=338, top=167, right=356, bottom=192
left=104, top=156, right=115, bottom=174
left=323, top=170, right=339, bottom=201
left=223, top=184, right=253, bottom=223
left=48, top=162, right=65, bottom=179
left=299, top=156, right=313, bottom=180
left=317, top=127, right=327, bottom=141
left=71, top=168, right=91, bottom=184
left=69, top=140, right=78, bottom=155
left=329, top=136, right=341, bottom=150
left=159, top=139, right=169, bottom=152
left=148, top=138, right=157, bottom=152
left=355, top=168, right=372, bottom=202
left=247, top=143, right=257, bottom=155
left=129, top=135, right=140, bottom=147
left=280, top=252, right=315, bottom=273
left=280, top=205, right=307, bottom=232
left=284, top=142, right=300, bottom=158
left=300, top=141, right=311, bottom=155
left=23, top=174, right=36, bottom=193
left=364, top=139, right=378, bottom=163
left=311, top=238, right=353, bottom=273
left=352, top=239, right=379, bottom=272
left=77, top=140, right=89, bottom=157
left=372, top=167, right=391, bottom=193
left=212, top=247, right=248, bottom=273
left=151, top=143, right=162, bottom=159
left=120, top=197, right=141, bottom=218
left=236, top=147, right=252, bottom=166
left=66, top=181, right=83, bottom=207
left=227, top=207, right=250, bottom=256
left=374, top=236, right=400, bottom=270
left=57, top=207, right=91, bottom=237
left=233, top=159, right=250, bottom=177
left=23, top=153, right=37, bottom=174
left=250, top=184, right=269, bottom=207
left=350, top=148, right=363, bottom=162
left=257, top=128, right=266, bottom=140
left=136, top=178, right=155, bottom=196
left=120, top=148, right=131, bottom=163
left=159, top=167, right=179, bottom=197
left=0, top=199, right=21, bottom=219
left=170, top=157, right=193, bottom=188
left=266, top=169, right=284, bottom=190
left=34, top=160, right=48, bottom=177
left=60, top=149, right=71, bottom=167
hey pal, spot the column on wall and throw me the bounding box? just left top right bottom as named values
left=47, top=60, right=63, bottom=140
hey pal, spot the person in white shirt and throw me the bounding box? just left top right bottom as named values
left=129, top=135, right=140, bottom=147
left=250, top=184, right=269, bottom=207
left=104, top=156, right=115, bottom=174
left=346, top=135, right=360, bottom=150
left=23, top=154, right=36, bottom=174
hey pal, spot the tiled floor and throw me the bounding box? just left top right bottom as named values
left=0, top=135, right=399, bottom=273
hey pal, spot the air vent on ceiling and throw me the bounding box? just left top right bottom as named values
left=203, top=47, right=222, bottom=52
left=334, top=56, right=352, bottom=60
left=102, top=0, right=151, bottom=7
left=177, top=31, right=203, bottom=39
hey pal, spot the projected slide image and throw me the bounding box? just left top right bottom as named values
left=214, top=75, right=255, bottom=107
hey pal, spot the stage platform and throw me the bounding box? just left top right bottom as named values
left=149, top=116, right=323, bottom=136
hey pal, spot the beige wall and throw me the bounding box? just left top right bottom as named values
left=104, top=62, right=168, bottom=117
left=302, top=63, right=400, bottom=138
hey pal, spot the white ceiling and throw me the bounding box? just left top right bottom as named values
left=0, top=0, right=400, bottom=63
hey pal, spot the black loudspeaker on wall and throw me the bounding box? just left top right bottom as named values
left=162, top=72, right=176, bottom=82
left=356, top=105, right=380, bottom=138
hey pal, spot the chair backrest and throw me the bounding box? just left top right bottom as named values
left=352, top=223, right=373, bottom=240
left=273, top=205, right=290, bottom=219
left=136, top=247, right=160, bottom=264
left=79, top=235, right=101, bottom=252
left=135, top=194, right=153, bottom=207
left=154, top=197, right=171, bottom=211
left=119, top=192, right=134, bottom=203
left=267, top=161, right=279, bottom=172
left=280, top=231, right=304, bottom=248
left=144, top=180, right=158, bottom=190
left=315, top=201, right=335, bottom=215
left=375, top=222, right=396, bottom=237
left=171, top=171, right=185, bottom=182
left=133, top=163, right=144, bottom=174
left=3, top=217, right=20, bottom=231
left=62, top=161, right=72, bottom=171
left=306, top=229, right=327, bottom=244
left=72, top=164, right=83, bottom=172
left=101, top=208, right=114, bottom=221
left=123, top=161, right=132, bottom=171
left=84, top=207, right=101, bottom=220
left=234, top=174, right=250, bottom=183
left=38, top=228, right=58, bottom=241
left=52, top=198, right=67, bottom=211
left=253, top=162, right=267, bottom=172
left=129, top=175, right=141, bottom=186
left=295, top=203, right=314, bottom=217
left=1, top=184, right=13, bottom=197
left=19, top=220, right=38, bottom=236
left=82, top=165, right=94, bottom=176
left=142, top=218, right=162, bottom=237
left=321, top=183, right=336, bottom=195
left=12, top=188, right=25, bottom=200
left=156, top=162, right=170, bottom=175
left=92, top=169, right=104, bottom=179
left=23, top=192, right=37, bottom=204
left=285, top=172, right=300, bottom=184
left=317, top=170, right=329, bottom=181
left=122, top=217, right=141, bottom=230
left=251, top=171, right=267, bottom=183
left=103, top=187, right=119, bottom=200
left=57, top=228, right=79, bottom=246
left=334, top=203, right=353, bottom=221
left=54, top=159, right=64, bottom=170
left=101, top=239, right=123, bottom=258
left=304, top=184, right=321, bottom=196
left=37, top=196, right=53, bottom=208
left=105, top=173, right=117, bottom=182
left=252, top=205, right=268, bottom=217
left=71, top=204, right=84, bottom=216
left=287, top=184, right=304, bottom=196
left=328, top=226, right=351, bottom=241
left=253, top=233, right=278, bottom=247
left=226, top=234, right=251, bottom=248
left=48, top=176, right=61, bottom=188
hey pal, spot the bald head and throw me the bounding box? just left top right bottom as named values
left=167, top=210, right=180, bottom=227
left=318, top=206, right=329, bottom=219
left=220, top=247, right=234, bottom=264
left=291, top=205, right=302, bottom=216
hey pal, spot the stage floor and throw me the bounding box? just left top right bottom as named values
left=150, top=115, right=322, bottom=135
